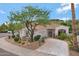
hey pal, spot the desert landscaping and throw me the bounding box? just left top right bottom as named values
left=0, top=3, right=79, bottom=56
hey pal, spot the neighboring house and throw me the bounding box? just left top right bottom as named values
left=19, top=25, right=69, bottom=39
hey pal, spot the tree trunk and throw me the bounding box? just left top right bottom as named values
left=30, top=30, right=34, bottom=42
left=17, top=30, right=21, bottom=39
left=71, top=3, right=78, bottom=48
left=12, top=30, right=15, bottom=38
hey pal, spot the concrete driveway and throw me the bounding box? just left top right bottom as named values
left=0, top=48, right=17, bottom=56
left=0, top=33, right=10, bottom=38
left=0, top=33, right=69, bottom=56
left=36, top=38, right=69, bottom=56
left=0, top=33, right=17, bottom=56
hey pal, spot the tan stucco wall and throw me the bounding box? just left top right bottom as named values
left=19, top=26, right=69, bottom=39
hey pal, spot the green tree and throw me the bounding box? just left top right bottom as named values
left=14, top=23, right=23, bottom=38
left=7, top=22, right=23, bottom=38
left=7, top=22, right=16, bottom=37
left=8, top=6, right=49, bottom=42
left=0, top=23, right=7, bottom=32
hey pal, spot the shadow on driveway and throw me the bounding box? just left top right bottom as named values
left=0, top=48, right=17, bottom=56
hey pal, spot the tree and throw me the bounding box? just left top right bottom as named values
left=71, top=3, right=78, bottom=48
left=60, top=20, right=72, bottom=33
left=8, top=11, right=24, bottom=38
left=8, top=6, right=49, bottom=42
left=7, top=22, right=23, bottom=38
left=0, top=23, right=7, bottom=32
left=7, top=22, right=16, bottom=37
left=14, top=23, right=23, bottom=38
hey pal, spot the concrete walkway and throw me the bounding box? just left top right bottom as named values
left=0, top=37, right=52, bottom=56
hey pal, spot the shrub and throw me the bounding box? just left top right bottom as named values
left=34, top=35, right=41, bottom=41
left=14, top=34, right=21, bottom=42
left=66, top=35, right=73, bottom=48
left=16, top=34, right=20, bottom=38
left=71, top=47, right=79, bottom=52
left=12, top=35, right=15, bottom=38
left=14, top=36, right=19, bottom=42
left=57, top=33, right=67, bottom=40
left=41, top=37, right=46, bottom=43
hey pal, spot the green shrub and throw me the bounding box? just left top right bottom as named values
left=14, top=34, right=21, bottom=42
left=12, top=35, right=15, bottom=38
left=16, top=34, right=20, bottom=38
left=34, top=35, right=41, bottom=41
left=66, top=35, right=73, bottom=48
left=57, top=33, right=67, bottom=40
left=14, top=37, right=19, bottom=42
left=41, top=37, right=46, bottom=43
left=71, top=47, right=79, bottom=52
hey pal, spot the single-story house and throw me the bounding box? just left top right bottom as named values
left=19, top=24, right=69, bottom=39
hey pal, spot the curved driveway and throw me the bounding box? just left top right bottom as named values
left=0, top=33, right=69, bottom=56
left=0, top=33, right=17, bottom=56
left=0, top=36, right=51, bottom=56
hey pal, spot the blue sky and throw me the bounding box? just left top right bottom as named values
left=0, top=3, right=79, bottom=25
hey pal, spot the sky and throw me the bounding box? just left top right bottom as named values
left=0, top=3, right=79, bottom=25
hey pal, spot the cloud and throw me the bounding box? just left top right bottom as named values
left=0, top=10, right=6, bottom=14
left=59, top=17, right=70, bottom=20
left=56, top=3, right=79, bottom=14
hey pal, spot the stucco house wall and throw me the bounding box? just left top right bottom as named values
left=19, top=28, right=47, bottom=39
left=34, top=29, right=47, bottom=38
left=19, top=25, right=69, bottom=39
left=19, top=28, right=27, bottom=39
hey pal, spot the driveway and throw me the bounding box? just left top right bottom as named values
left=0, top=33, right=17, bottom=56
left=0, top=33, right=10, bottom=38
left=0, top=48, right=17, bottom=56
left=36, top=38, right=69, bottom=56
left=0, top=33, right=69, bottom=56
left=0, top=37, right=52, bottom=56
